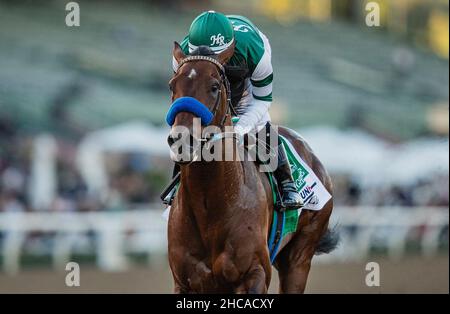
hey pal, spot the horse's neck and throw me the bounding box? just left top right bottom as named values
left=180, top=160, right=244, bottom=217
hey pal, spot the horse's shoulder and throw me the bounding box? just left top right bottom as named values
left=240, top=160, right=273, bottom=205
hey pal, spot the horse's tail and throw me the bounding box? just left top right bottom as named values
left=315, top=224, right=340, bottom=255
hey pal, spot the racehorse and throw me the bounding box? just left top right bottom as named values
left=166, top=41, right=338, bottom=293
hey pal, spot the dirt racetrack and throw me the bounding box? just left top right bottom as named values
left=0, top=255, right=448, bottom=294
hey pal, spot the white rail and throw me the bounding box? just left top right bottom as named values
left=0, top=207, right=448, bottom=273
left=318, top=206, right=449, bottom=263
left=0, top=209, right=167, bottom=274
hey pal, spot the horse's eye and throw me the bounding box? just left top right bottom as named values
left=211, top=84, right=219, bottom=93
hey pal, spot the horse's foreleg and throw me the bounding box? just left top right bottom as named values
left=235, top=264, right=268, bottom=294
left=170, top=250, right=215, bottom=293
left=188, top=260, right=216, bottom=292
left=174, top=283, right=188, bottom=294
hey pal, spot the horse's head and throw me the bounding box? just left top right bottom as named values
left=166, top=41, right=235, bottom=164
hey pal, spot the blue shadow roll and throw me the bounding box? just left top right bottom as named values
left=166, top=97, right=214, bottom=126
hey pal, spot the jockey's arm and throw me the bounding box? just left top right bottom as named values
left=233, top=97, right=271, bottom=136
left=234, top=36, right=273, bottom=136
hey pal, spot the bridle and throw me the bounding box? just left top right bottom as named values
left=173, top=54, right=243, bottom=164
left=176, top=55, right=237, bottom=132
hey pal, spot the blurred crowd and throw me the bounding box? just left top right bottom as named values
left=333, top=173, right=449, bottom=207
left=0, top=118, right=167, bottom=213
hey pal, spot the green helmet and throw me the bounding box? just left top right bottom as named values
left=188, top=11, right=234, bottom=54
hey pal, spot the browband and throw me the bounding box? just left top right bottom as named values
left=177, top=55, right=226, bottom=75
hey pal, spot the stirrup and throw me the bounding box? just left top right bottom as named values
left=160, top=172, right=180, bottom=204
left=163, top=187, right=177, bottom=205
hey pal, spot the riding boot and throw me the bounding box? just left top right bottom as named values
left=274, top=142, right=304, bottom=210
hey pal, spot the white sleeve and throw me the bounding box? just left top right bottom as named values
left=234, top=96, right=271, bottom=135
left=250, top=31, right=273, bottom=102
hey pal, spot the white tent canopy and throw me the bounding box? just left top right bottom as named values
left=76, top=121, right=170, bottom=200
left=299, top=126, right=449, bottom=186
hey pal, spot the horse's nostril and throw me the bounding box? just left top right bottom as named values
left=167, top=134, right=175, bottom=146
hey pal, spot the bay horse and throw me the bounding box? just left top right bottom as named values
left=166, top=41, right=338, bottom=293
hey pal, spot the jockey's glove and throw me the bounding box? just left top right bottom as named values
left=234, top=125, right=252, bottom=146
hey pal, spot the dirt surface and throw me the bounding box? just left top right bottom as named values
left=0, top=256, right=448, bottom=294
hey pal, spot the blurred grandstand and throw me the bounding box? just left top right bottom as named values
left=0, top=0, right=448, bottom=293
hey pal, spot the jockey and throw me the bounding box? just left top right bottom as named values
left=166, top=11, right=303, bottom=210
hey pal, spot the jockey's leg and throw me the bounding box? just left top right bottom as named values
left=260, top=123, right=303, bottom=210
left=274, top=139, right=304, bottom=209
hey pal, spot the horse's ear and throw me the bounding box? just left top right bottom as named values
left=173, top=41, right=186, bottom=64
left=217, top=41, right=235, bottom=65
